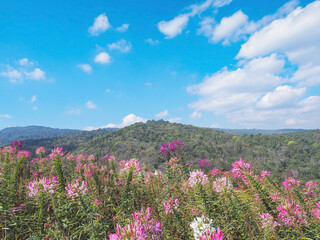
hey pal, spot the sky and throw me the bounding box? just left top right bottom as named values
left=1, top=0, right=320, bottom=130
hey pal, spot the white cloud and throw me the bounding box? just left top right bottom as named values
left=1, top=67, right=22, bottom=82
left=94, top=52, right=111, bottom=64
left=108, top=39, right=132, bottom=53
left=168, top=117, right=182, bottom=123
left=145, top=38, right=160, bottom=45
left=190, top=111, right=202, bottom=119
left=116, top=23, right=129, bottom=32
left=25, top=68, right=46, bottom=80
left=86, top=100, right=97, bottom=109
left=213, top=0, right=232, bottom=8
left=18, top=58, right=33, bottom=66
left=155, top=110, right=169, bottom=118
left=144, top=82, right=152, bottom=86
left=84, top=126, right=97, bottom=131
left=212, top=10, right=248, bottom=44
left=32, top=106, right=38, bottom=111
left=89, top=13, right=111, bottom=36
left=105, top=89, right=111, bottom=93
left=78, top=64, right=92, bottom=73
left=101, top=114, right=147, bottom=128
left=65, top=108, right=81, bottom=115
left=198, top=17, right=215, bottom=38
left=31, top=95, right=38, bottom=103
left=257, top=85, right=306, bottom=109
left=0, top=114, right=11, bottom=119
left=158, top=14, right=190, bottom=39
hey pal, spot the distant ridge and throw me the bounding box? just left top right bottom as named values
left=216, top=128, right=308, bottom=135
left=0, top=126, right=80, bottom=146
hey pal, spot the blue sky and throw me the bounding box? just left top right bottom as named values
left=1, top=0, right=320, bottom=130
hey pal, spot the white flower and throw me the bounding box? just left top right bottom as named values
left=213, top=177, right=233, bottom=194
left=190, top=215, right=214, bottom=239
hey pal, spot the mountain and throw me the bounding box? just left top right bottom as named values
left=21, top=128, right=117, bottom=157
left=218, top=128, right=308, bottom=135
left=0, top=126, right=80, bottom=146
left=73, top=120, right=320, bottom=181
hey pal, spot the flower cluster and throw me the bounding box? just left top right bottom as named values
left=190, top=215, right=214, bottom=239
left=109, top=208, right=162, bottom=240
left=160, top=140, right=184, bottom=157
left=49, top=147, right=64, bottom=160
left=65, top=179, right=89, bottom=199
left=188, top=170, right=209, bottom=188
left=260, top=170, right=271, bottom=179
left=163, top=197, right=179, bottom=214
left=119, top=158, right=141, bottom=175
left=231, top=158, right=251, bottom=179
left=17, top=150, right=30, bottom=159
left=210, top=169, right=221, bottom=177
left=276, top=200, right=307, bottom=226
left=169, top=157, right=181, bottom=171
left=213, top=177, right=232, bottom=194
left=199, top=158, right=210, bottom=169
left=28, top=176, right=59, bottom=197
left=260, top=213, right=279, bottom=230
left=199, top=228, right=224, bottom=240
left=282, top=178, right=301, bottom=190
left=35, top=146, right=46, bottom=155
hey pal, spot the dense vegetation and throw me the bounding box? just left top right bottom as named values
left=0, top=126, right=79, bottom=146
left=17, top=121, right=320, bottom=182
left=72, top=121, right=320, bottom=182
left=1, top=141, right=320, bottom=239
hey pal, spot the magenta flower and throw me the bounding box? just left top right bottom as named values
left=17, top=150, right=30, bottom=159
left=163, top=197, right=179, bottom=214
left=282, top=178, right=300, bottom=190
left=65, top=179, right=88, bottom=199
left=276, top=200, right=307, bottom=226
left=49, top=147, right=64, bottom=160
left=35, top=146, right=46, bottom=155
left=210, top=169, right=221, bottom=177
left=160, top=140, right=184, bottom=157
left=199, top=158, right=210, bottom=169
left=66, top=154, right=74, bottom=161
left=119, top=158, right=141, bottom=175
left=260, top=170, right=271, bottom=179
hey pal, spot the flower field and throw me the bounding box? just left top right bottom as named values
left=1, top=140, right=320, bottom=239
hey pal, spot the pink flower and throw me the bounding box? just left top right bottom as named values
left=188, top=170, right=209, bottom=188
left=160, top=140, right=184, bottom=157
left=260, top=170, right=271, bottom=179
left=35, top=147, right=46, bottom=155
left=276, top=200, right=307, bottom=226
left=282, top=178, right=300, bottom=190
left=49, top=147, right=64, bottom=160
left=210, top=169, right=221, bottom=177
left=28, top=176, right=59, bottom=197
left=199, top=158, right=210, bottom=169
left=260, top=213, right=279, bottom=230
left=66, top=154, right=74, bottom=161
left=65, top=179, right=88, bottom=199
left=119, top=158, right=141, bottom=176
left=17, top=150, right=30, bottom=159
left=163, top=198, right=179, bottom=214
left=199, top=227, right=224, bottom=240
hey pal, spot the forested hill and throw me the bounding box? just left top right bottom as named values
left=75, top=120, right=320, bottom=181
left=0, top=126, right=79, bottom=146
left=21, top=128, right=117, bottom=157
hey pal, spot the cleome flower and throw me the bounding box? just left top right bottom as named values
left=163, top=197, right=179, bottom=214
left=28, top=176, right=59, bottom=197
left=188, top=170, right=209, bottom=188
left=213, top=177, right=232, bottom=194
left=190, top=215, right=214, bottom=240
left=65, top=179, right=88, bottom=200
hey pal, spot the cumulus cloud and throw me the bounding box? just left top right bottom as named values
left=94, top=52, right=111, bottom=64
left=18, top=58, right=34, bottom=66
left=89, top=13, right=111, bottom=36
left=78, top=64, right=92, bottom=73
left=86, top=100, right=97, bottom=109
left=108, top=39, right=132, bottom=53
left=145, top=38, right=160, bottom=45
left=155, top=110, right=169, bottom=118
left=101, top=114, right=147, bottom=128
left=116, top=23, right=129, bottom=32
left=158, top=14, right=190, bottom=39
left=213, top=0, right=232, bottom=8
left=212, top=10, right=248, bottom=44
left=190, top=111, right=202, bottom=119
left=25, top=68, right=46, bottom=80
left=1, top=67, right=22, bottom=83
left=257, top=85, right=306, bottom=109
left=0, top=114, right=11, bottom=119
